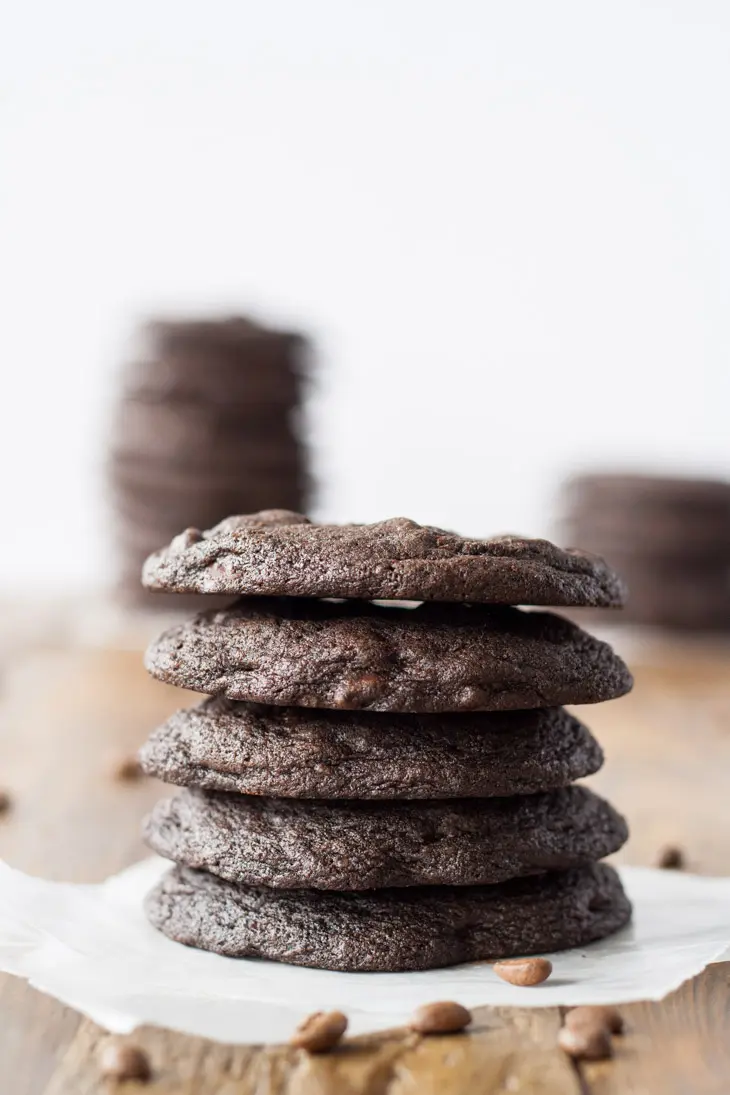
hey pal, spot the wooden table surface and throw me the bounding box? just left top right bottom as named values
left=1, top=621, right=730, bottom=1094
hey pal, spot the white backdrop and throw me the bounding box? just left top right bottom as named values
left=1, top=0, right=729, bottom=590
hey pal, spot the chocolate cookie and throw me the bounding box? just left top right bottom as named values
left=114, top=483, right=310, bottom=531
left=110, top=457, right=306, bottom=496
left=113, top=397, right=302, bottom=448
left=124, top=317, right=307, bottom=407
left=144, top=598, right=633, bottom=712
left=564, top=473, right=730, bottom=512
left=140, top=699, right=603, bottom=799
left=111, top=440, right=304, bottom=481
left=111, top=480, right=310, bottom=538
left=141, top=511, right=626, bottom=607
left=562, top=515, right=730, bottom=564
left=144, top=786, right=628, bottom=890
left=145, top=862, right=631, bottom=971
left=600, top=556, right=730, bottom=631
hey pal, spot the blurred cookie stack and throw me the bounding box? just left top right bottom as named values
left=560, top=474, right=730, bottom=631
left=108, top=317, right=310, bottom=606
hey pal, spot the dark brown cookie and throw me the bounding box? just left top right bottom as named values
left=140, top=699, right=603, bottom=799
left=145, top=862, right=631, bottom=971
left=110, top=481, right=311, bottom=544
left=112, top=482, right=311, bottom=536
left=563, top=521, right=730, bottom=565
left=123, top=316, right=308, bottom=406
left=110, top=439, right=304, bottom=480
left=109, top=456, right=306, bottom=496
left=597, top=555, right=730, bottom=631
left=144, top=786, right=628, bottom=890
left=563, top=473, right=730, bottom=512
left=144, top=598, right=633, bottom=712
left=141, top=511, right=626, bottom=607
left=112, top=396, right=301, bottom=448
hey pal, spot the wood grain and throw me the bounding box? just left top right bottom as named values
left=0, top=645, right=190, bottom=1095
left=42, top=1006, right=584, bottom=1095
left=584, top=654, right=730, bottom=874
left=0, top=627, right=729, bottom=1093
left=583, top=962, right=730, bottom=1094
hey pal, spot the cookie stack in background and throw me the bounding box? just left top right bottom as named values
left=139, top=513, right=633, bottom=972
left=107, top=318, right=311, bottom=607
left=559, top=474, right=730, bottom=632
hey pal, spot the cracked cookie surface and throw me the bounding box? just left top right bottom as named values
left=142, top=511, right=626, bottom=607
left=145, top=862, right=632, bottom=971
left=139, top=700, right=603, bottom=799
left=144, top=785, right=629, bottom=890
left=144, top=598, right=633, bottom=712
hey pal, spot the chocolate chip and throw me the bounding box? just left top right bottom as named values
left=409, top=1001, right=472, bottom=1034
left=333, top=675, right=383, bottom=709
left=111, top=754, right=144, bottom=782
left=98, top=1039, right=152, bottom=1081
left=656, top=844, right=684, bottom=869
left=0, top=789, right=12, bottom=815
left=290, top=1010, right=348, bottom=1053
left=558, top=1023, right=612, bottom=1060
left=494, top=957, right=553, bottom=986
left=566, top=1005, right=624, bottom=1035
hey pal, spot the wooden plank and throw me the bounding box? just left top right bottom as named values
left=35, top=966, right=730, bottom=1095
left=385, top=1006, right=582, bottom=1095
left=42, top=1005, right=583, bottom=1095
left=582, top=962, right=730, bottom=1095
left=0, top=647, right=186, bottom=882
left=0, top=646, right=189, bottom=1095
left=0, top=980, right=80, bottom=1095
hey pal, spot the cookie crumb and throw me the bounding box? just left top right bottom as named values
left=111, top=754, right=144, bottom=782
left=98, top=1038, right=151, bottom=1081
left=290, top=1010, right=348, bottom=1053
left=409, top=1001, right=472, bottom=1034
left=656, top=844, right=684, bottom=870
left=494, top=957, right=552, bottom=986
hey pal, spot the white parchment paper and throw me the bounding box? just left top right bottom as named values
left=1, top=857, right=729, bottom=1043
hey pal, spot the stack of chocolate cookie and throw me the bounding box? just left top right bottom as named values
left=139, top=513, right=633, bottom=972
left=108, top=318, right=309, bottom=604
left=560, top=474, right=730, bottom=631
